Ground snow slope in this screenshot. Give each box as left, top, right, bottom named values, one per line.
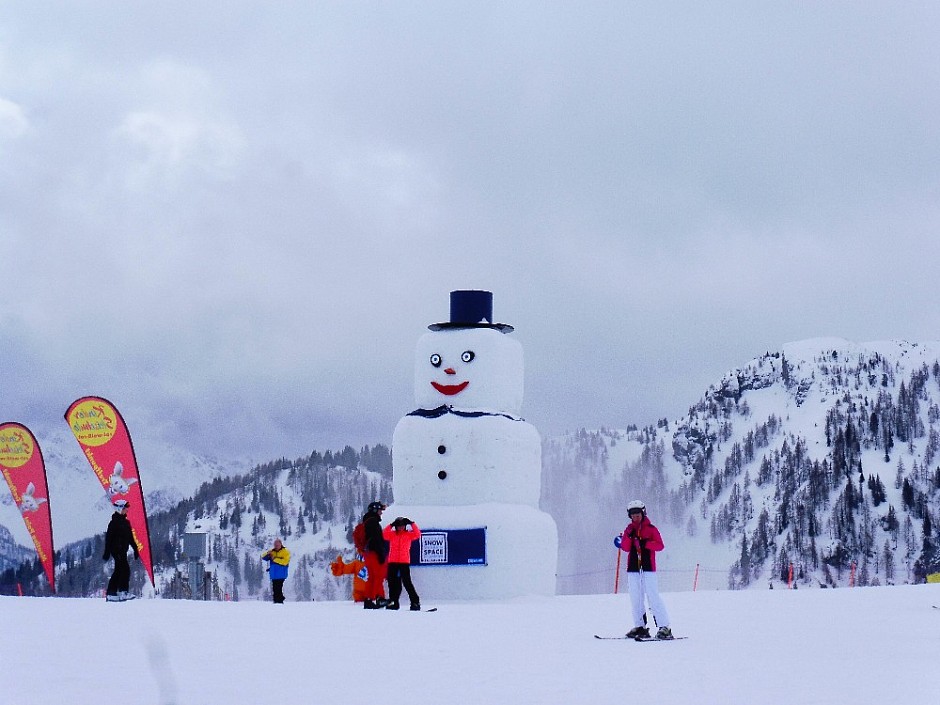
left=2, top=584, right=935, bottom=704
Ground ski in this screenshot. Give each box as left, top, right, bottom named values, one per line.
left=634, top=636, right=687, bottom=642
left=594, top=634, right=632, bottom=640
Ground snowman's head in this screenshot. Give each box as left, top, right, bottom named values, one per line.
left=414, top=327, right=524, bottom=414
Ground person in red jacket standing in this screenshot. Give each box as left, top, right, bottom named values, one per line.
left=615, top=500, right=673, bottom=639
left=382, top=517, right=422, bottom=611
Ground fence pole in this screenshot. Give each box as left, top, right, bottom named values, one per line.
left=692, top=563, right=700, bottom=592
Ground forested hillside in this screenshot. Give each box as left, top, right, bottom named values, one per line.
left=6, top=340, right=940, bottom=599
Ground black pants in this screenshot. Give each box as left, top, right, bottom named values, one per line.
left=107, top=554, right=130, bottom=595
left=387, top=563, right=419, bottom=606
left=271, top=578, right=285, bottom=603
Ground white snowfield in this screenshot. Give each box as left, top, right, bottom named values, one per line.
left=2, top=584, right=933, bottom=705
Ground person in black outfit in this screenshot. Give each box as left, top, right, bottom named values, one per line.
left=361, top=501, right=389, bottom=609
left=103, top=499, right=139, bottom=602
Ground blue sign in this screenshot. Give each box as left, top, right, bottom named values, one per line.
left=410, top=527, right=487, bottom=566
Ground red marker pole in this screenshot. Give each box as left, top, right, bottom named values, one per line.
left=693, top=563, right=700, bottom=592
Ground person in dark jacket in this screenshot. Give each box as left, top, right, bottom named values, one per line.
left=103, top=499, right=139, bottom=602
left=614, top=500, right=672, bottom=639
left=261, top=538, right=291, bottom=604
left=361, top=501, right=389, bottom=609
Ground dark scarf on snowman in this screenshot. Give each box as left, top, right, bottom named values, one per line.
left=408, top=405, right=522, bottom=421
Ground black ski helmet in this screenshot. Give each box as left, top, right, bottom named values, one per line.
left=368, top=501, right=386, bottom=513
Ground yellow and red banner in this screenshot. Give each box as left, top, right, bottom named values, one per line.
left=64, top=397, right=154, bottom=585
left=0, top=422, right=56, bottom=592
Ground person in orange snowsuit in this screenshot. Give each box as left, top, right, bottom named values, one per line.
left=330, top=554, right=369, bottom=602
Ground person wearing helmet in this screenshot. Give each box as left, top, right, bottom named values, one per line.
left=361, top=501, right=390, bottom=609
left=614, top=500, right=673, bottom=639
left=382, top=517, right=422, bottom=611
left=102, top=499, right=139, bottom=602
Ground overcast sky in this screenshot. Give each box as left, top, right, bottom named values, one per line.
left=2, top=2, right=939, bottom=464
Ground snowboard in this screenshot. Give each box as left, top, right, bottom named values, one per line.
left=385, top=606, right=437, bottom=612
left=594, top=634, right=686, bottom=641
left=105, top=593, right=137, bottom=602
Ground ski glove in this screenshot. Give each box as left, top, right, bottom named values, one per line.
left=613, top=536, right=622, bottom=548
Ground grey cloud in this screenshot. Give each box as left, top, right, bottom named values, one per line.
left=1, top=3, right=939, bottom=462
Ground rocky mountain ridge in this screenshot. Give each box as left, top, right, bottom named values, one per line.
left=5, top=338, right=940, bottom=597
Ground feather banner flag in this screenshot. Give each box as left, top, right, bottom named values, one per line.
left=0, top=422, right=56, bottom=592
left=64, top=397, right=155, bottom=586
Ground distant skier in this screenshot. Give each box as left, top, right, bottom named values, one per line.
left=360, top=501, right=389, bottom=609
left=262, top=538, right=291, bottom=604
left=102, top=499, right=139, bottom=602
left=382, top=517, right=422, bottom=610
left=614, top=500, right=673, bottom=639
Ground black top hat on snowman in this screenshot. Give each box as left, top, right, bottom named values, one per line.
left=428, top=290, right=514, bottom=333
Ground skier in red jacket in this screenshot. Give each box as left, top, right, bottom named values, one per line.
left=615, top=500, right=673, bottom=639
left=382, top=517, right=422, bottom=611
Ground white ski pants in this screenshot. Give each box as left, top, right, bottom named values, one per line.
left=627, top=571, right=670, bottom=628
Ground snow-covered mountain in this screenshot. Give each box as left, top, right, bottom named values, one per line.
left=545, top=338, right=940, bottom=594
left=6, top=338, right=940, bottom=600
left=0, top=425, right=246, bottom=574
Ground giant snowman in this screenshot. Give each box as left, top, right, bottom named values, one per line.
left=388, top=290, right=558, bottom=599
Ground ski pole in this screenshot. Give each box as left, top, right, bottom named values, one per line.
left=614, top=548, right=622, bottom=594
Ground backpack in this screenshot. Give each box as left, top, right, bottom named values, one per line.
left=352, top=522, right=367, bottom=554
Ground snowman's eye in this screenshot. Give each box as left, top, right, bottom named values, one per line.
left=461, top=350, right=475, bottom=363
left=430, top=354, right=442, bottom=367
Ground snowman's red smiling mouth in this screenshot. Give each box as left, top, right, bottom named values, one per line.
left=431, top=381, right=469, bottom=396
